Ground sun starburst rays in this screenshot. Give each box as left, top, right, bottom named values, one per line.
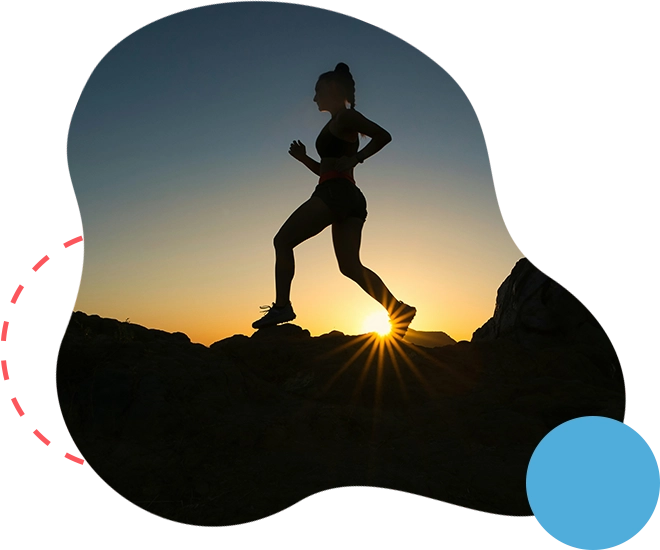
left=315, top=327, right=437, bottom=409
left=361, top=310, right=392, bottom=337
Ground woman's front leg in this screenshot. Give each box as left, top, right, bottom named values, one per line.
left=274, top=245, right=295, bottom=306
left=273, top=196, right=335, bottom=305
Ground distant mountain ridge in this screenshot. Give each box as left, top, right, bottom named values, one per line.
left=403, top=328, right=456, bottom=348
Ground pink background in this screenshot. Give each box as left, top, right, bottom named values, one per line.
left=0, top=0, right=660, bottom=549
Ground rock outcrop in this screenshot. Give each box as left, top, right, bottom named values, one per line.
left=472, top=257, right=624, bottom=388
left=56, top=260, right=624, bottom=526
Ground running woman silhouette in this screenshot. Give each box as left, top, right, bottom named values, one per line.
left=253, top=62, right=416, bottom=338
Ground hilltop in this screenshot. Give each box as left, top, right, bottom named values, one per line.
left=57, top=258, right=624, bottom=525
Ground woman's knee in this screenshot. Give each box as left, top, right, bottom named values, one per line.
left=274, top=231, right=293, bottom=252
left=339, top=261, right=364, bottom=280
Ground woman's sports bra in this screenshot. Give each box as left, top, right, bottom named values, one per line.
left=315, top=120, right=359, bottom=158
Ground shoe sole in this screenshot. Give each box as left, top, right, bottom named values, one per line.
left=252, top=313, right=296, bottom=330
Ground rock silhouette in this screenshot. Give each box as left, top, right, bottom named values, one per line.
left=403, top=328, right=456, bottom=348
left=56, top=257, right=625, bottom=526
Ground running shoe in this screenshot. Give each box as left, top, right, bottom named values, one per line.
left=389, top=300, right=416, bottom=339
left=252, top=302, right=296, bottom=329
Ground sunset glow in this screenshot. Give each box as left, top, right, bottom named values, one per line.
left=361, top=310, right=391, bottom=337
left=68, top=3, right=524, bottom=346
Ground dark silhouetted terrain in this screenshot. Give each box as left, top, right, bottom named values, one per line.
left=57, top=258, right=625, bottom=525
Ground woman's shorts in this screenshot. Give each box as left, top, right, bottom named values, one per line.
left=310, top=177, right=368, bottom=223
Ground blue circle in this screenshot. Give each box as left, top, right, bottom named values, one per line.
left=526, top=416, right=659, bottom=549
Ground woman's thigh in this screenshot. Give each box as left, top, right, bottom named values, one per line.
left=275, top=196, right=335, bottom=249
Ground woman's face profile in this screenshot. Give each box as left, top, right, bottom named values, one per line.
left=314, top=79, right=341, bottom=111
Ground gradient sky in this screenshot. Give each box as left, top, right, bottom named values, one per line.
left=69, top=1, right=523, bottom=346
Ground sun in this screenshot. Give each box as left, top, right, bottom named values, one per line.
left=361, top=310, right=391, bottom=337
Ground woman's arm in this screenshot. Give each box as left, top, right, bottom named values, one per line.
left=299, top=154, right=321, bottom=176
left=354, top=133, right=391, bottom=164
left=339, top=109, right=392, bottom=163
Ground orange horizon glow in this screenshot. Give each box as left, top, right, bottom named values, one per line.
left=361, top=310, right=392, bottom=337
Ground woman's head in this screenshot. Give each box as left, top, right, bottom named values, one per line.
left=314, top=63, right=366, bottom=139
left=314, top=62, right=356, bottom=112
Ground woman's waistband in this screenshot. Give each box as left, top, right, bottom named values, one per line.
left=318, top=171, right=356, bottom=185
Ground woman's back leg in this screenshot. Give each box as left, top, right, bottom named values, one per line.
left=331, top=216, right=398, bottom=314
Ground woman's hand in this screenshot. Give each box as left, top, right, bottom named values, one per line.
left=333, top=155, right=360, bottom=173
left=288, top=140, right=307, bottom=162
